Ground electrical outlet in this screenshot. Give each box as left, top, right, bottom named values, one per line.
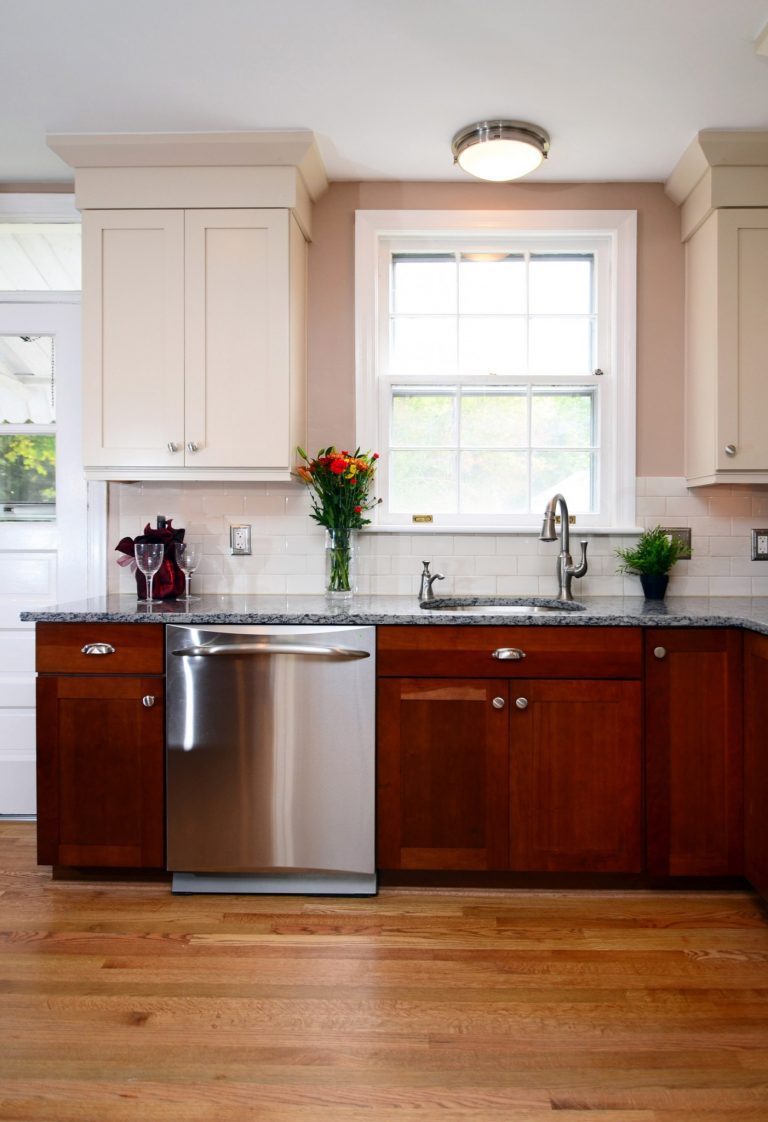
left=663, top=527, right=692, bottom=559
left=751, top=529, right=768, bottom=560
left=229, top=524, right=252, bottom=555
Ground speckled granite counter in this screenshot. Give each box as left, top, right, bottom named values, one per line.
left=19, top=594, right=768, bottom=636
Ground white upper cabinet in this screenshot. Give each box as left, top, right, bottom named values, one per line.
left=667, top=131, right=768, bottom=486
left=48, top=131, right=326, bottom=482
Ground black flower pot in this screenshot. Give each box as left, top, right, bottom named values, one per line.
left=640, top=573, right=669, bottom=600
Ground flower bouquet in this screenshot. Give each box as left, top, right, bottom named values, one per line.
left=295, top=446, right=380, bottom=595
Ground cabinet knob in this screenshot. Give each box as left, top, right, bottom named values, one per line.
left=167, top=441, right=180, bottom=453
left=653, top=646, right=667, bottom=659
left=515, top=697, right=529, bottom=710
left=724, top=444, right=737, bottom=456
left=81, top=642, right=115, bottom=656
left=187, top=441, right=200, bottom=453
left=492, top=647, right=526, bottom=661
left=491, top=697, right=505, bottom=709
left=142, top=695, right=156, bottom=708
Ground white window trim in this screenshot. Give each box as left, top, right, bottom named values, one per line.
left=355, top=209, right=638, bottom=533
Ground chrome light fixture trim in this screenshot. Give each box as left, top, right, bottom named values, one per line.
left=451, top=119, right=550, bottom=181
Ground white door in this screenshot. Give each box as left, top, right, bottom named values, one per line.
left=0, top=302, right=92, bottom=813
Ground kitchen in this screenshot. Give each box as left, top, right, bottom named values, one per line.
left=3, top=1, right=768, bottom=1117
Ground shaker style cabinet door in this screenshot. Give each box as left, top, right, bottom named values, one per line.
left=508, top=679, right=643, bottom=873
left=82, top=210, right=186, bottom=472
left=377, top=678, right=509, bottom=871
left=744, top=631, right=768, bottom=901
left=36, top=674, right=165, bottom=869
left=645, top=629, right=743, bottom=876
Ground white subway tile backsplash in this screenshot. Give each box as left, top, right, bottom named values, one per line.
left=106, top=477, right=768, bottom=598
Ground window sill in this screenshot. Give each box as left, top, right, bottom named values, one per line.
left=364, top=525, right=644, bottom=536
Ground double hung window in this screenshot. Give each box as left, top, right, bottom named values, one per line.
left=355, top=210, right=637, bottom=531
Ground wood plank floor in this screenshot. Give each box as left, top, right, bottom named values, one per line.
left=1, top=822, right=768, bottom=1121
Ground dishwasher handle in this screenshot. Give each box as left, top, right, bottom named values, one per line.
left=173, top=641, right=370, bottom=660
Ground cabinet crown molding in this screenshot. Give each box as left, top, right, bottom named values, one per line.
left=46, top=129, right=328, bottom=202
left=666, top=130, right=768, bottom=241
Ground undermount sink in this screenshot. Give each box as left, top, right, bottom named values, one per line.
left=420, top=598, right=586, bottom=615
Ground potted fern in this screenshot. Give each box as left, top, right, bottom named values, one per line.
left=615, top=525, right=687, bottom=599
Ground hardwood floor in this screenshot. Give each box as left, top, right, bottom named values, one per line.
left=1, top=822, right=768, bottom=1121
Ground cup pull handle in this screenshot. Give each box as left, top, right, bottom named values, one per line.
left=81, top=643, right=116, bottom=656
left=492, top=648, right=526, bottom=660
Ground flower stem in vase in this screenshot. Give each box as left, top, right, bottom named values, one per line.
left=325, top=528, right=356, bottom=597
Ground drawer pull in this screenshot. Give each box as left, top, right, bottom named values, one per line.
left=81, top=643, right=116, bottom=656
left=142, top=695, right=156, bottom=708
left=492, top=647, right=526, bottom=661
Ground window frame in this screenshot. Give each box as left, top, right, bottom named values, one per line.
left=355, top=209, right=638, bottom=532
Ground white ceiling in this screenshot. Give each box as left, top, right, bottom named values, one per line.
left=3, top=0, right=768, bottom=185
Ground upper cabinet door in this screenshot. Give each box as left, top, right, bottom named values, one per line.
left=184, top=209, right=296, bottom=472
left=82, top=210, right=185, bottom=471
left=685, top=208, right=768, bottom=484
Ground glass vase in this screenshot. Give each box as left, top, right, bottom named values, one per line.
left=325, top=528, right=357, bottom=598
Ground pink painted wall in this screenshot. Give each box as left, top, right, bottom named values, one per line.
left=307, top=181, right=684, bottom=477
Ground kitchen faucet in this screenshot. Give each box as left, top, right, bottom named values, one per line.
left=418, top=560, right=445, bottom=602
left=539, top=494, right=588, bottom=602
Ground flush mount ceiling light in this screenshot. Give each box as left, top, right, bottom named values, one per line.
left=451, top=120, right=550, bottom=182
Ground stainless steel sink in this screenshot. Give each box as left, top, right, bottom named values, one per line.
left=420, top=599, right=586, bottom=615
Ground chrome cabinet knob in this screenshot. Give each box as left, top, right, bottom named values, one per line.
left=167, top=441, right=180, bottom=453
left=491, top=697, right=505, bottom=709
left=187, top=441, right=200, bottom=453
left=725, top=444, right=737, bottom=456
left=515, top=697, right=529, bottom=710
left=653, top=646, right=667, bottom=659
left=142, top=695, right=156, bottom=708
left=81, top=642, right=115, bottom=656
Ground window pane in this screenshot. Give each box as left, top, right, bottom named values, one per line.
left=391, top=317, right=456, bottom=375
left=459, top=255, right=525, bottom=314
left=391, top=391, right=456, bottom=446
left=460, top=451, right=528, bottom=513
left=531, top=450, right=594, bottom=512
left=390, top=450, right=457, bottom=513
left=529, top=317, right=593, bottom=374
left=0, top=224, right=81, bottom=291
left=0, top=335, right=55, bottom=423
left=529, top=255, right=593, bottom=314
left=531, top=390, right=594, bottom=448
left=0, top=434, right=56, bottom=514
left=392, top=255, right=455, bottom=314
left=458, top=316, right=526, bottom=374
left=461, top=389, right=528, bottom=448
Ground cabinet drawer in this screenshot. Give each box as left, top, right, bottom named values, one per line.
left=377, top=626, right=642, bottom=679
left=36, top=623, right=164, bottom=675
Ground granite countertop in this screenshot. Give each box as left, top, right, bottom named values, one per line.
left=19, top=594, right=768, bottom=636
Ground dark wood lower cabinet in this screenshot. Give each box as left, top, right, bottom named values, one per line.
left=36, top=674, right=165, bottom=868
left=377, top=675, right=643, bottom=874
left=377, top=678, right=509, bottom=870
left=645, top=628, right=743, bottom=877
left=508, top=679, right=643, bottom=873
left=745, top=631, right=768, bottom=899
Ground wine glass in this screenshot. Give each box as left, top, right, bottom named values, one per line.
left=135, top=542, right=164, bottom=604
left=175, top=541, right=202, bottom=602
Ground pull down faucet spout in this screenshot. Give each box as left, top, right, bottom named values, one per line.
left=539, top=493, right=588, bottom=602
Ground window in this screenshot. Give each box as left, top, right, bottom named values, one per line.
left=356, top=210, right=637, bottom=531
left=0, top=210, right=81, bottom=521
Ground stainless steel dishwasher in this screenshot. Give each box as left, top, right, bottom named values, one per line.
left=166, top=623, right=376, bottom=894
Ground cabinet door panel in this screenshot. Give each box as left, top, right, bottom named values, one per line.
left=82, top=210, right=185, bottom=469
left=745, top=632, right=768, bottom=900
left=377, top=678, right=508, bottom=870
left=36, top=676, right=165, bottom=868
left=508, top=680, right=643, bottom=873
left=645, top=629, right=743, bottom=876
left=185, top=209, right=291, bottom=470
